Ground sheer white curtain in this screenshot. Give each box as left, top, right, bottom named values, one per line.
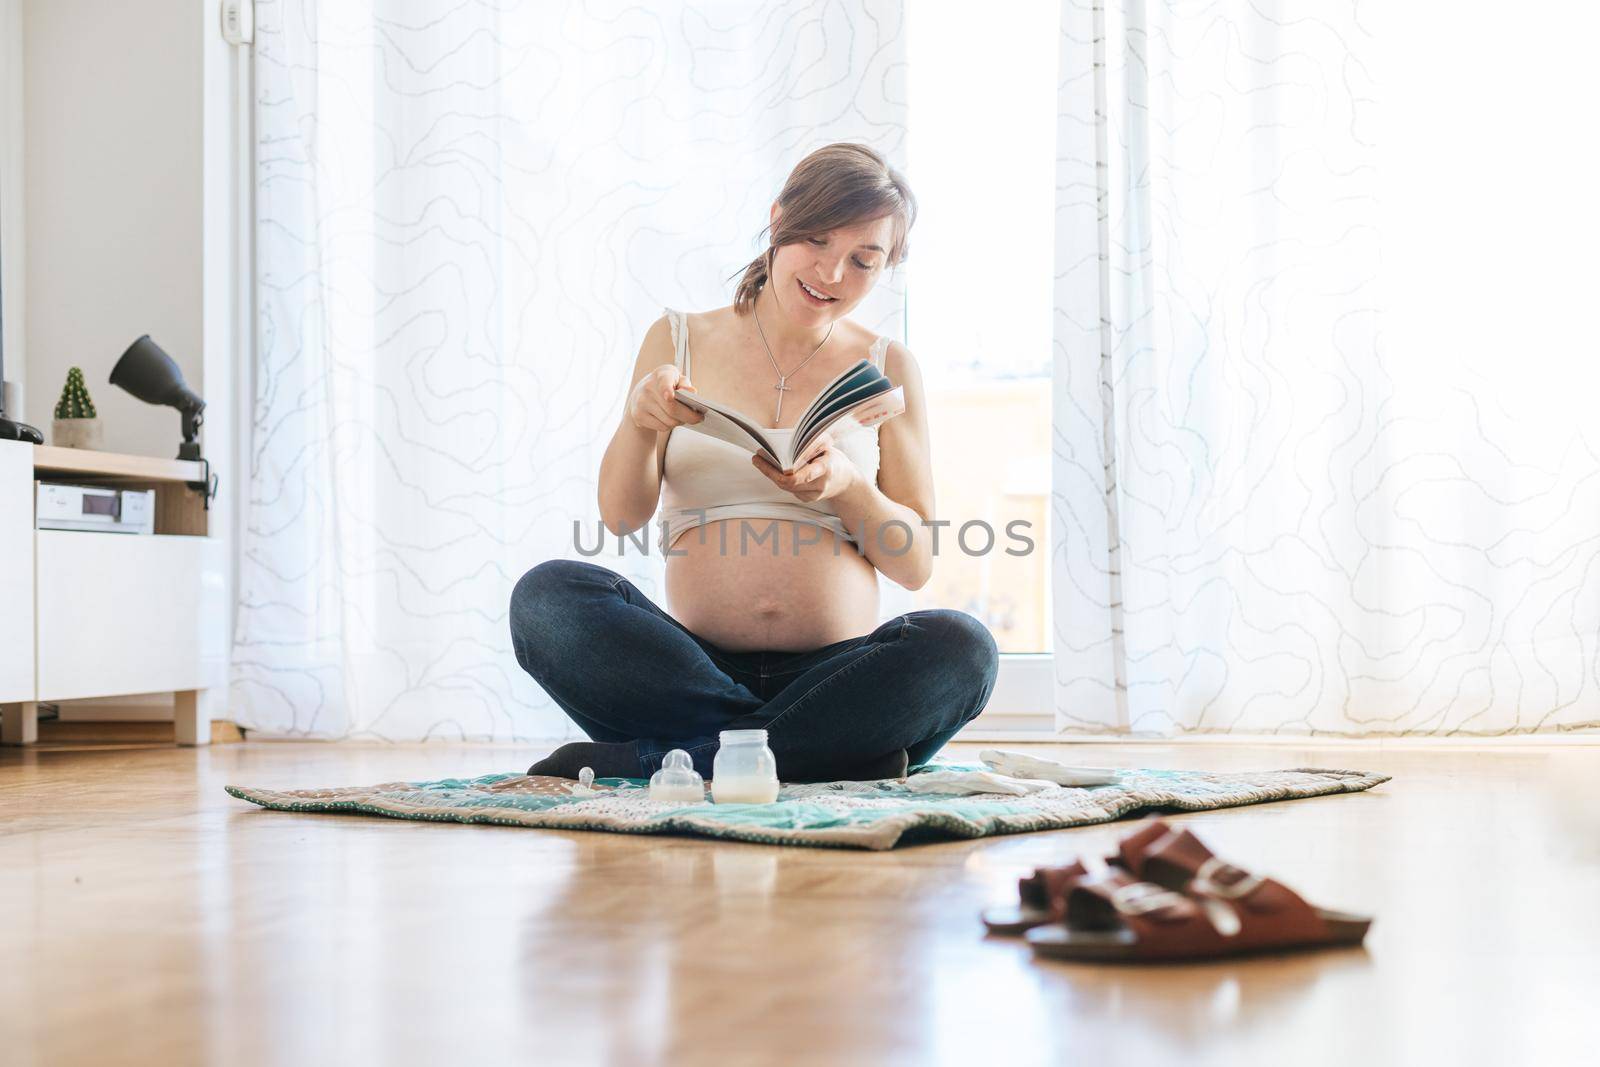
left=233, top=1, right=908, bottom=739
left=1050, top=1, right=1600, bottom=736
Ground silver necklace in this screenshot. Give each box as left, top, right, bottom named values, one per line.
left=753, top=299, right=834, bottom=427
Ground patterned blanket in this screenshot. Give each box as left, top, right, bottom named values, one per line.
left=225, top=763, right=1389, bottom=850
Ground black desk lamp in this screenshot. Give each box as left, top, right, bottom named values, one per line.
left=109, top=335, right=219, bottom=505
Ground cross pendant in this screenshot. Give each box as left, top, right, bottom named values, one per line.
left=773, top=377, right=790, bottom=425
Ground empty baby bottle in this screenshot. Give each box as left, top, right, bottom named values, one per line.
left=649, top=749, right=706, bottom=803
left=711, top=729, right=780, bottom=804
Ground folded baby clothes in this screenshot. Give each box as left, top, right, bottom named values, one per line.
left=977, top=749, right=1120, bottom=787
left=901, top=769, right=1060, bottom=797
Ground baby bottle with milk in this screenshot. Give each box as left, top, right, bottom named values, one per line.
left=711, top=729, right=780, bottom=804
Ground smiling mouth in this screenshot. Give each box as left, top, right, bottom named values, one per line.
left=797, top=278, right=836, bottom=303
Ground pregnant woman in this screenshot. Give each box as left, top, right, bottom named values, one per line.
left=510, top=143, right=999, bottom=783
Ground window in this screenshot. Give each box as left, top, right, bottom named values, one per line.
left=902, top=3, right=1059, bottom=720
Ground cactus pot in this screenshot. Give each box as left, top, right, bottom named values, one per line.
left=52, top=417, right=103, bottom=450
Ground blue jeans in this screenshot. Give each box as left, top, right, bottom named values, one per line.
left=509, top=559, right=1000, bottom=781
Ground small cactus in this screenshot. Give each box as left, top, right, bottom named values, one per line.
left=54, top=367, right=98, bottom=420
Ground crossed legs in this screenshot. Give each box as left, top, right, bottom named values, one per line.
left=509, top=559, right=999, bottom=781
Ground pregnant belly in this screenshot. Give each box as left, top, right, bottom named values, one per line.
left=664, top=519, right=881, bottom=652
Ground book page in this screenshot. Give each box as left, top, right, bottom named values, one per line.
left=798, top=386, right=905, bottom=459
left=792, top=359, right=876, bottom=433
left=670, top=391, right=783, bottom=467
left=795, top=377, right=891, bottom=453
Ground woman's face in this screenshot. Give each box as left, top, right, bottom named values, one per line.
left=768, top=209, right=896, bottom=326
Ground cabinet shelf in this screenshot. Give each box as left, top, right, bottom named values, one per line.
left=31, top=444, right=205, bottom=483
left=30, top=444, right=210, bottom=537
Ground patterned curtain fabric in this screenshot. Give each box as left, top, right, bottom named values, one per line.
left=1050, top=2, right=1600, bottom=735
left=234, top=1, right=909, bottom=739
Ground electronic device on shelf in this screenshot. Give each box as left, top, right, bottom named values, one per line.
left=36, top=483, right=155, bottom=535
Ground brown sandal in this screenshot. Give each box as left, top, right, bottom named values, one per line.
left=980, top=820, right=1172, bottom=936
left=1026, top=822, right=1373, bottom=962
left=981, top=860, right=1090, bottom=936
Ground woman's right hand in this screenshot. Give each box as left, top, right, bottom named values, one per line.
left=628, top=365, right=705, bottom=434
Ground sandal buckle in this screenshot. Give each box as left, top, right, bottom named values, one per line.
left=1110, top=881, right=1189, bottom=918
left=1191, top=856, right=1263, bottom=900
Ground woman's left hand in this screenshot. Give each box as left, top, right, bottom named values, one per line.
left=752, top=430, right=861, bottom=503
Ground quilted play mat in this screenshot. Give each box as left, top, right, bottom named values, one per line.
left=225, top=763, right=1389, bottom=850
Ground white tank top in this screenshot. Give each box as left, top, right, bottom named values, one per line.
left=656, top=306, right=888, bottom=555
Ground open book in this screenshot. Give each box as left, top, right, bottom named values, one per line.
left=671, top=358, right=904, bottom=472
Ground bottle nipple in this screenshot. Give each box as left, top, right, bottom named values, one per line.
left=569, top=766, right=596, bottom=797
left=649, top=749, right=706, bottom=804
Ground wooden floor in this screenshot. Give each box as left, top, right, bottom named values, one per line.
left=2, top=740, right=1596, bottom=1066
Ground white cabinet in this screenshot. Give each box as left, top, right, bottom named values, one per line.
left=1, top=441, right=219, bottom=745
left=35, top=531, right=225, bottom=700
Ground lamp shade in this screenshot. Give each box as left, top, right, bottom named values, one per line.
left=109, top=335, right=204, bottom=415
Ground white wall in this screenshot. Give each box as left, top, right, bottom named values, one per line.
left=0, top=0, right=24, bottom=414
left=9, top=0, right=245, bottom=725
left=23, top=0, right=203, bottom=458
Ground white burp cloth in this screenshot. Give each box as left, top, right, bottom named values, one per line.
left=901, top=769, right=1059, bottom=797
left=977, top=749, right=1120, bottom=787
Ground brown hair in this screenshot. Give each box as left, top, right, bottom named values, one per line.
left=729, top=142, right=917, bottom=314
